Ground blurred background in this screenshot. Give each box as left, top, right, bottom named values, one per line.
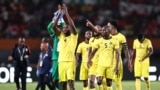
left=0, top=0, right=160, bottom=83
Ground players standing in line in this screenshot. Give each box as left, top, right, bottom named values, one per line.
left=53, top=4, right=78, bottom=90
left=131, top=34, right=153, bottom=90
left=8, top=37, right=31, bottom=90
left=47, top=5, right=66, bottom=90
left=76, top=30, right=92, bottom=90
left=107, top=21, right=132, bottom=90
left=89, top=26, right=120, bottom=90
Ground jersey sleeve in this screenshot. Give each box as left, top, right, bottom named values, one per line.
left=93, top=40, right=99, bottom=49
left=76, top=43, right=82, bottom=53
left=133, top=40, right=136, bottom=49
left=121, top=34, right=127, bottom=44
left=47, top=21, right=55, bottom=37
left=89, top=37, right=93, bottom=47
left=114, top=39, right=119, bottom=49
left=147, top=39, right=152, bottom=48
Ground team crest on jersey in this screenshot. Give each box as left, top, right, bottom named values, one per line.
left=109, top=42, right=112, bottom=45
left=87, top=48, right=89, bottom=51
left=64, top=39, right=66, bottom=42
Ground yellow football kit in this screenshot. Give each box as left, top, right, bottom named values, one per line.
left=77, top=42, right=90, bottom=80
left=133, top=38, right=152, bottom=77
left=112, top=33, right=126, bottom=80
left=95, top=37, right=119, bottom=79
left=58, top=33, right=78, bottom=82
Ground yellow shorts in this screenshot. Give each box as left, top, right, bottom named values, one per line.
left=80, top=62, right=89, bottom=80
left=89, top=63, right=98, bottom=76
left=134, top=59, right=149, bottom=77
left=97, top=65, right=114, bottom=79
left=58, top=61, right=75, bottom=82
left=113, top=60, right=123, bottom=81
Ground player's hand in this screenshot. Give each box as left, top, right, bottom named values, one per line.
left=62, top=4, right=68, bottom=14
left=87, top=60, right=92, bottom=68
left=24, top=55, right=29, bottom=59
left=58, top=4, right=61, bottom=11
left=36, top=64, right=40, bottom=69
left=8, top=56, right=13, bottom=61
left=58, top=4, right=63, bottom=14
left=128, top=62, right=133, bottom=72
left=86, top=20, right=93, bottom=27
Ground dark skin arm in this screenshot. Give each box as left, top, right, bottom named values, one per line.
left=86, top=20, right=101, bottom=34
left=131, top=49, right=136, bottom=64
left=122, top=43, right=132, bottom=71
left=140, top=47, right=153, bottom=62
left=115, top=49, right=120, bottom=74
left=87, top=48, right=98, bottom=68
left=75, top=53, right=81, bottom=67
left=63, top=4, right=77, bottom=35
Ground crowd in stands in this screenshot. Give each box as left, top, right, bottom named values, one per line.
left=0, top=0, right=160, bottom=38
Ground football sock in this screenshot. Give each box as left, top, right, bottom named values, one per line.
left=97, top=84, right=103, bottom=90
left=107, top=86, right=113, bottom=90
left=115, top=80, right=122, bottom=90
left=83, top=86, right=88, bottom=90
left=135, top=79, right=141, bottom=90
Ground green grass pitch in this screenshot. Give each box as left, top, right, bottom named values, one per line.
left=0, top=81, right=159, bottom=90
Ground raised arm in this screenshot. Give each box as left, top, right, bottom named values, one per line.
left=86, top=20, right=101, bottom=34
left=53, top=5, right=63, bottom=36
left=63, top=4, right=77, bottom=35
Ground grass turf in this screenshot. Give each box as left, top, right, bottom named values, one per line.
left=0, top=81, right=159, bottom=90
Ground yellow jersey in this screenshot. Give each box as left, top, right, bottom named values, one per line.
left=133, top=38, right=152, bottom=61
left=89, top=37, right=101, bottom=64
left=111, top=33, right=126, bottom=53
left=94, top=37, right=119, bottom=67
left=111, top=33, right=126, bottom=65
left=76, top=42, right=90, bottom=62
left=58, top=33, right=78, bottom=62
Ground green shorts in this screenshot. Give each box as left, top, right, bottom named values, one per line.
left=52, top=60, right=59, bottom=80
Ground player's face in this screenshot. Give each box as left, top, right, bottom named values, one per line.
left=85, top=31, right=92, bottom=39
left=102, top=26, right=110, bottom=37
left=107, top=23, right=114, bottom=34
left=96, top=25, right=102, bottom=32
left=63, top=25, right=70, bottom=34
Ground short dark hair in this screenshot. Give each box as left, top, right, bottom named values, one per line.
left=137, top=33, right=145, bottom=40
left=109, top=21, right=118, bottom=29
left=42, top=37, right=49, bottom=43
